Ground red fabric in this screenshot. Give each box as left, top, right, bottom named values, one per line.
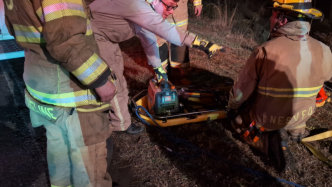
left=316, top=87, right=328, bottom=102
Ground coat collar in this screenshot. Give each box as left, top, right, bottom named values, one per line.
left=272, top=21, right=311, bottom=41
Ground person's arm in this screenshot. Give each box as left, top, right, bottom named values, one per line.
left=127, top=1, right=223, bottom=57
left=228, top=48, right=264, bottom=109
left=135, top=25, right=168, bottom=82
left=193, top=0, right=203, bottom=17
left=41, top=0, right=111, bottom=89
left=135, top=25, right=162, bottom=68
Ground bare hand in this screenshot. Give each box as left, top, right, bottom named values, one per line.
left=95, top=80, right=117, bottom=102
left=194, top=5, right=202, bottom=17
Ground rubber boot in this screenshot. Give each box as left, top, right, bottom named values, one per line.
left=125, top=123, right=145, bottom=134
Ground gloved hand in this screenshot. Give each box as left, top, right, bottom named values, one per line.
left=192, top=36, right=225, bottom=58
left=154, top=65, right=168, bottom=82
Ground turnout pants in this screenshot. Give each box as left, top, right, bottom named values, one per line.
left=94, top=34, right=132, bottom=131
left=25, top=91, right=112, bottom=187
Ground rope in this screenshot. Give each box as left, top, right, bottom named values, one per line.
left=135, top=105, right=304, bottom=187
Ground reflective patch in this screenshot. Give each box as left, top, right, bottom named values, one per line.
left=13, top=24, right=45, bottom=44
left=26, top=99, right=56, bottom=120
left=258, top=85, right=322, bottom=98
left=193, top=0, right=202, bottom=6
left=86, top=20, right=93, bottom=36
left=26, top=84, right=104, bottom=107
left=25, top=92, right=59, bottom=121
left=42, top=0, right=86, bottom=22
left=170, top=19, right=188, bottom=27
left=72, top=53, right=108, bottom=86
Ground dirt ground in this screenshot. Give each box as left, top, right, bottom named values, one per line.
left=108, top=17, right=332, bottom=187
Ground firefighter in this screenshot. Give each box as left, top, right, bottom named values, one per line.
left=4, top=0, right=115, bottom=186
left=87, top=0, right=224, bottom=134
left=156, top=0, right=203, bottom=82
left=227, top=0, right=332, bottom=154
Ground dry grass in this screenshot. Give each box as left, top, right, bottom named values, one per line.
left=202, top=0, right=238, bottom=30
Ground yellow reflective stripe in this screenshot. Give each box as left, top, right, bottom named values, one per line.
left=42, top=0, right=86, bottom=22
left=45, top=9, right=86, bottom=22
left=77, top=103, right=110, bottom=112
left=13, top=24, right=39, bottom=32
left=37, top=26, right=43, bottom=33
left=161, top=59, right=168, bottom=66
left=13, top=24, right=45, bottom=43
left=86, top=19, right=93, bottom=36
left=258, top=85, right=322, bottom=98
left=170, top=61, right=182, bottom=68
left=258, top=91, right=318, bottom=98
left=43, top=0, right=83, bottom=7
left=16, top=36, right=45, bottom=43
left=72, top=53, right=108, bottom=86
left=193, top=0, right=202, bottom=6
left=161, top=60, right=169, bottom=70
left=36, top=7, right=44, bottom=22
left=274, top=0, right=312, bottom=4
left=51, top=185, right=73, bottom=187
left=258, top=85, right=322, bottom=91
left=170, top=19, right=188, bottom=27
left=26, top=85, right=104, bottom=107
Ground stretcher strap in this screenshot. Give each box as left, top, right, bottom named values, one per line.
left=301, top=130, right=332, bottom=167
left=302, top=130, right=332, bottom=142
left=301, top=142, right=332, bottom=167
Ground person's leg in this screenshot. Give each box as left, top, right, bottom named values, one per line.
left=94, top=35, right=144, bottom=134
left=67, top=109, right=113, bottom=187
left=285, top=123, right=307, bottom=141
left=169, top=44, right=190, bottom=70
left=44, top=122, right=73, bottom=187
left=26, top=91, right=73, bottom=186
left=167, top=1, right=190, bottom=83
left=91, top=11, right=143, bottom=134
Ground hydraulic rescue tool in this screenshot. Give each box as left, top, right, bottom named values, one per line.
left=132, top=78, right=229, bottom=127
left=147, top=79, right=179, bottom=115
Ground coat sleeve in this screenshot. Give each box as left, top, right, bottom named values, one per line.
left=135, top=25, right=162, bottom=68
left=41, top=0, right=110, bottom=89
left=228, top=47, right=264, bottom=109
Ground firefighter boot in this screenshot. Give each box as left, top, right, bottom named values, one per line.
left=125, top=123, right=145, bottom=134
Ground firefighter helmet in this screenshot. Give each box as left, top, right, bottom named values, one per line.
left=271, top=0, right=323, bottom=19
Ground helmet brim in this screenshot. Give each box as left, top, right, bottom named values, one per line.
left=268, top=6, right=323, bottom=20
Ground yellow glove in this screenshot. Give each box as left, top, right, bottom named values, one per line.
left=154, top=65, right=168, bottom=82
left=192, top=36, right=225, bottom=58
